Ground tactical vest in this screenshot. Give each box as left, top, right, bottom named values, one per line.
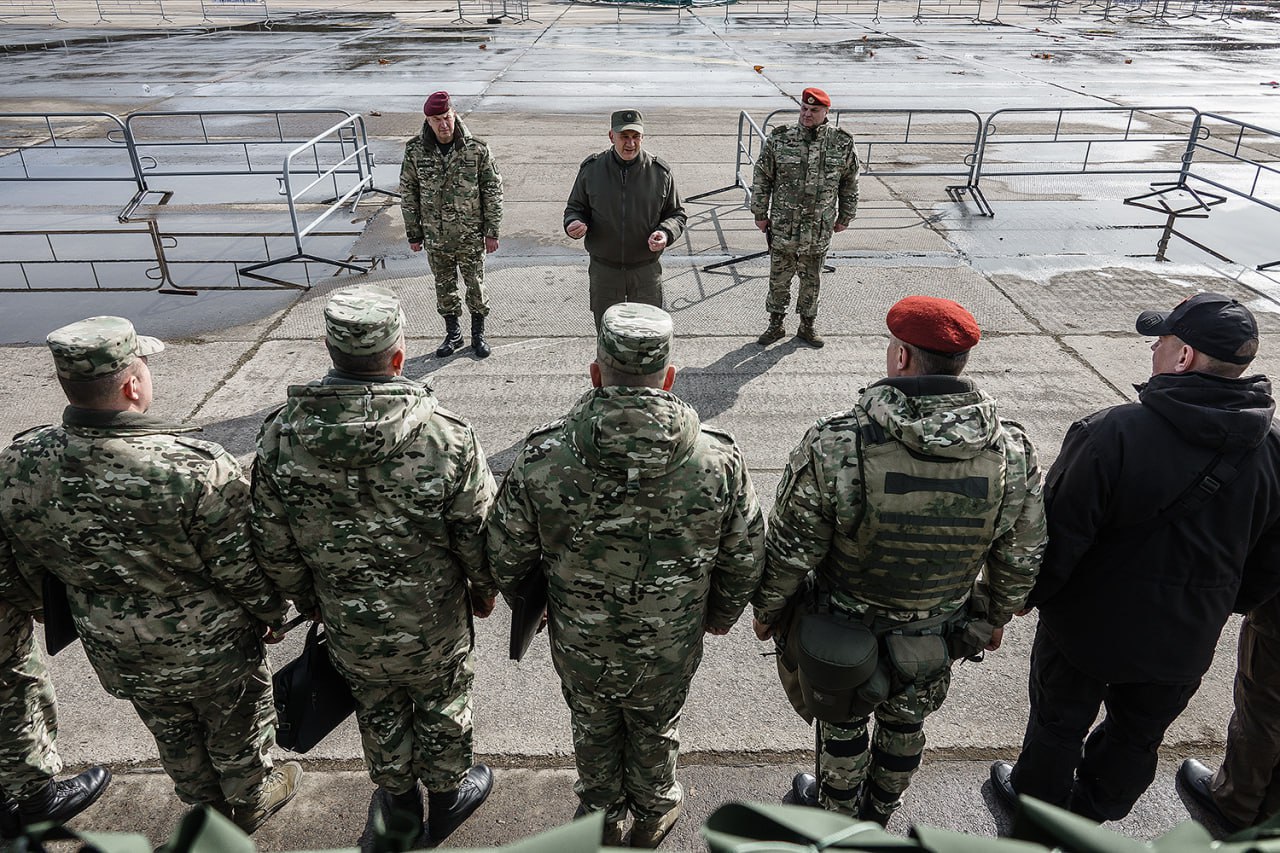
left=824, top=407, right=1008, bottom=614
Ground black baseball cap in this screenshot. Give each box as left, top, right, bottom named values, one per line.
left=1135, top=292, right=1258, bottom=365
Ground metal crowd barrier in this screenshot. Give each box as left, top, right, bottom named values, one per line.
left=914, top=0, right=982, bottom=21
left=0, top=112, right=144, bottom=198
left=966, top=106, right=1201, bottom=215
left=456, top=0, right=531, bottom=23
left=119, top=108, right=381, bottom=221
left=238, top=114, right=380, bottom=284
left=0, top=0, right=62, bottom=19
left=96, top=0, right=171, bottom=21
left=200, top=0, right=268, bottom=19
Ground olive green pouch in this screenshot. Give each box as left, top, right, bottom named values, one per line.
left=795, top=612, right=880, bottom=723
left=884, top=632, right=949, bottom=683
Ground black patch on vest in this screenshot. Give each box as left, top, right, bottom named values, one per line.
left=879, top=512, right=985, bottom=528
left=883, top=472, right=989, bottom=499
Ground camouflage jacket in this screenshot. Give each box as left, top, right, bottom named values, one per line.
left=0, top=525, right=39, bottom=661
left=563, top=149, right=687, bottom=268
left=252, top=373, right=497, bottom=685
left=486, top=386, right=765, bottom=701
left=754, top=377, right=1046, bottom=628
left=750, top=121, right=859, bottom=255
left=400, top=119, right=503, bottom=250
left=0, top=409, right=283, bottom=702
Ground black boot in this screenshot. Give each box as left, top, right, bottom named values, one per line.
left=757, top=312, right=786, bottom=346
left=436, top=315, right=464, bottom=358
left=790, top=772, right=819, bottom=808
left=428, top=764, right=493, bottom=842
left=18, top=766, right=111, bottom=828
left=386, top=784, right=425, bottom=836
left=471, top=314, right=491, bottom=359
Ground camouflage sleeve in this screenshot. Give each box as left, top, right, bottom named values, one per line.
left=446, top=427, right=498, bottom=600
left=400, top=144, right=423, bottom=245
left=479, top=143, right=503, bottom=239
left=484, top=453, right=543, bottom=603
left=837, top=144, right=859, bottom=226
left=749, top=137, right=776, bottom=220
left=249, top=447, right=319, bottom=616
left=984, top=427, right=1047, bottom=625
left=194, top=453, right=286, bottom=628
left=564, top=161, right=591, bottom=232
left=753, top=426, right=835, bottom=624
left=705, top=449, right=766, bottom=631
left=657, top=172, right=687, bottom=244
left=0, top=523, right=40, bottom=615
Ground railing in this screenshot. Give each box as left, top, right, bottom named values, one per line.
left=200, top=0, right=268, bottom=19
left=0, top=0, right=62, bottom=19
left=457, top=0, right=530, bottom=22
left=0, top=112, right=144, bottom=197
left=914, top=0, right=982, bottom=21
left=967, top=106, right=1202, bottom=215
left=238, top=114, right=379, bottom=284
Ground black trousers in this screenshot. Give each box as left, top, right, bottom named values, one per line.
left=1010, top=623, right=1200, bottom=821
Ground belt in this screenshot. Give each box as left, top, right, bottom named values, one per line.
left=591, top=256, right=659, bottom=271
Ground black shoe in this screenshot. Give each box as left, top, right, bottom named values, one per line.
left=990, top=761, right=1017, bottom=808
left=1178, top=758, right=1240, bottom=831
left=790, top=772, right=819, bottom=808
left=471, top=314, right=491, bottom=359
left=428, top=764, right=493, bottom=842
left=436, top=315, right=464, bottom=358
left=387, top=784, right=424, bottom=824
left=18, top=766, right=111, bottom=826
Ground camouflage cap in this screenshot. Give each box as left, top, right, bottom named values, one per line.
left=597, top=303, right=673, bottom=375
left=47, top=316, right=165, bottom=381
left=324, top=284, right=405, bottom=355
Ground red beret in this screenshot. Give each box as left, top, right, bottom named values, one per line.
left=801, top=87, right=831, bottom=108
left=886, top=296, right=981, bottom=355
left=423, top=91, right=452, bottom=117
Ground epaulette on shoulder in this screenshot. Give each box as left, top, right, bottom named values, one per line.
left=580, top=152, right=601, bottom=168
left=10, top=424, right=53, bottom=442
left=769, top=123, right=791, bottom=138
left=651, top=154, right=673, bottom=173
left=260, top=403, right=287, bottom=426
left=815, top=408, right=858, bottom=430
left=700, top=423, right=737, bottom=445
left=524, top=418, right=565, bottom=444
left=434, top=406, right=472, bottom=428
left=173, top=435, right=225, bottom=460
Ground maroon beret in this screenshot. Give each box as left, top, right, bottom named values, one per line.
left=887, top=296, right=981, bottom=355
left=423, top=91, right=452, bottom=117
left=802, top=87, right=831, bottom=108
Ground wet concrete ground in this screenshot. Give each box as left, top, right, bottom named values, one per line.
left=2, top=0, right=1280, bottom=848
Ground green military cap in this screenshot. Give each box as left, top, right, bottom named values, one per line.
left=597, top=303, right=673, bottom=376
left=324, top=284, right=405, bottom=355
left=611, top=109, right=644, bottom=134
left=47, top=316, right=165, bottom=381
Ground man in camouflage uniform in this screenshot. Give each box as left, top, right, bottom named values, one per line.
left=0, top=548, right=109, bottom=837
left=0, top=316, right=301, bottom=834
left=752, top=296, right=1046, bottom=826
left=486, top=303, right=765, bottom=847
left=564, top=110, right=687, bottom=330
left=750, top=87, right=859, bottom=349
left=401, top=90, right=504, bottom=360
left=252, top=284, right=497, bottom=842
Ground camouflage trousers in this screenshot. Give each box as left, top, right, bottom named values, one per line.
left=1213, top=614, right=1280, bottom=827
left=817, top=667, right=952, bottom=823
left=0, top=622, right=61, bottom=800
left=587, top=258, right=663, bottom=331
left=427, top=247, right=488, bottom=317
left=130, top=658, right=275, bottom=808
left=765, top=249, right=826, bottom=319
left=561, top=683, right=686, bottom=823
left=349, top=653, right=474, bottom=794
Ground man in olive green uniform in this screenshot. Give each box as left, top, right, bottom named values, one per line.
left=751, top=87, right=859, bottom=349
left=753, top=296, right=1046, bottom=825
left=401, top=90, right=504, bottom=360
left=0, top=317, right=301, bottom=834
left=564, top=110, right=687, bottom=330
left=0, top=554, right=109, bottom=837
left=252, top=284, right=497, bottom=843
left=486, top=303, right=765, bottom=847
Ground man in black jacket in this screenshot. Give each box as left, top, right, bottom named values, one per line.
left=990, top=292, right=1280, bottom=822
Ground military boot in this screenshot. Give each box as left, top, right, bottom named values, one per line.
left=235, top=761, right=302, bottom=834
left=630, top=790, right=682, bottom=849
left=436, top=315, right=464, bottom=358
left=789, top=772, right=819, bottom=808
left=17, top=766, right=111, bottom=829
left=428, top=763, right=492, bottom=843
left=797, top=317, right=825, bottom=348
left=757, top=312, right=786, bottom=346
left=386, top=784, right=425, bottom=837
left=471, top=314, right=491, bottom=359
left=575, top=802, right=626, bottom=846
